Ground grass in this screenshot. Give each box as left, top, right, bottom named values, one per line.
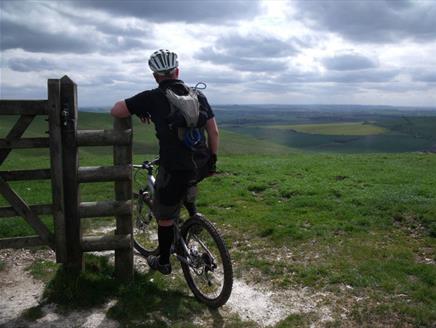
left=264, top=122, right=387, bottom=136
left=1, top=112, right=436, bottom=326
left=22, top=306, right=44, bottom=321
left=276, top=314, right=315, bottom=328
left=3, top=152, right=435, bottom=326
left=27, top=259, right=60, bottom=283
left=198, top=153, right=436, bottom=326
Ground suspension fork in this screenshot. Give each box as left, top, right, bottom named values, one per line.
left=173, top=219, right=216, bottom=269
left=172, top=219, right=192, bottom=265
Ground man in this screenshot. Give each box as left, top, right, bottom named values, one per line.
left=111, top=49, right=219, bottom=275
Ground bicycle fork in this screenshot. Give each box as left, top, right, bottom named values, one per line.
left=171, top=220, right=192, bottom=266
left=171, top=221, right=218, bottom=286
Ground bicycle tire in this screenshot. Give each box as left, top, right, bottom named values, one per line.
left=132, top=185, right=159, bottom=257
left=179, top=216, right=233, bottom=308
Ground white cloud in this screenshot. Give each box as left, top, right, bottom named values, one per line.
left=0, top=0, right=435, bottom=107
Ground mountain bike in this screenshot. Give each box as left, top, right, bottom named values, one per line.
left=132, top=158, right=233, bottom=308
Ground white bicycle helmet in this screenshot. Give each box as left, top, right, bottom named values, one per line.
left=148, top=49, right=178, bottom=74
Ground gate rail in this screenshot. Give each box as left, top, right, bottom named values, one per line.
left=0, top=83, right=64, bottom=261
left=0, top=76, right=133, bottom=281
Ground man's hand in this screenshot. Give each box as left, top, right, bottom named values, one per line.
left=140, top=113, right=152, bottom=124
left=208, top=153, right=217, bottom=176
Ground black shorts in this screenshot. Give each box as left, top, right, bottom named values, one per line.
left=153, top=167, right=197, bottom=220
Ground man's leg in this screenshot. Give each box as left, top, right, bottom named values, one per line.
left=147, top=217, right=174, bottom=274
left=156, top=219, right=174, bottom=265
left=184, top=184, right=198, bottom=217
left=147, top=167, right=183, bottom=274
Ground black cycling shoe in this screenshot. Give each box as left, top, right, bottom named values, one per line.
left=147, top=255, right=172, bottom=275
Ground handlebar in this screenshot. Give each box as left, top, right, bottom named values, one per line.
left=132, top=157, right=160, bottom=170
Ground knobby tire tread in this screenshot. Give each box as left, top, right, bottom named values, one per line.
left=180, top=216, right=233, bottom=308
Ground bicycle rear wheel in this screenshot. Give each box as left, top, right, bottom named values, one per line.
left=179, top=216, right=233, bottom=308
left=133, top=185, right=159, bottom=256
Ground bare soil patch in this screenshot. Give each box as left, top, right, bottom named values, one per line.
left=1, top=247, right=344, bottom=327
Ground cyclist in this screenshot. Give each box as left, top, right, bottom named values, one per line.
left=111, top=49, right=219, bottom=275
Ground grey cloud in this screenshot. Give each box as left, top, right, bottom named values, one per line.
left=8, top=58, right=56, bottom=72
left=0, top=84, right=47, bottom=100
left=196, top=47, right=288, bottom=72
left=278, top=68, right=399, bottom=84
left=412, top=71, right=436, bottom=82
left=372, top=82, right=436, bottom=93
left=0, top=1, right=150, bottom=54
left=295, top=0, right=436, bottom=43
left=323, top=69, right=399, bottom=83
left=244, top=80, right=295, bottom=93
left=96, top=23, right=147, bottom=37
left=1, top=20, right=97, bottom=53
left=51, top=5, right=150, bottom=38
left=0, top=18, right=146, bottom=54
left=218, top=34, right=298, bottom=58
left=79, top=73, right=131, bottom=86
left=72, top=0, right=261, bottom=24
left=277, top=71, right=319, bottom=83
left=195, top=34, right=298, bottom=73
left=182, top=69, right=244, bottom=86
left=322, top=54, right=377, bottom=71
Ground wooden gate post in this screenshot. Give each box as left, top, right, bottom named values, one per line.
left=48, top=79, right=67, bottom=263
left=60, top=75, right=83, bottom=271
left=113, top=117, right=133, bottom=281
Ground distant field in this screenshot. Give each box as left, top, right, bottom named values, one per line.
left=264, top=122, right=387, bottom=136
left=219, top=110, right=436, bottom=153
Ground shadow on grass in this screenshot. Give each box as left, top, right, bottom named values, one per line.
left=40, top=254, right=208, bottom=327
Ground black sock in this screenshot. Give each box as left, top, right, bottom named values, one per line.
left=158, top=225, right=174, bottom=265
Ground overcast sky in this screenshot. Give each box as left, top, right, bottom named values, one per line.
left=1, top=0, right=436, bottom=107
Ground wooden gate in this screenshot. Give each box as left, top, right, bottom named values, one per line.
left=0, top=76, right=133, bottom=281
left=0, top=79, right=66, bottom=263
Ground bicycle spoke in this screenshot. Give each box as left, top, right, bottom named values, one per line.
left=191, top=233, right=215, bottom=261
left=184, top=223, right=225, bottom=299
left=132, top=168, right=159, bottom=256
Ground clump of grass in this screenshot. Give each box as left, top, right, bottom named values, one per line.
left=247, top=184, right=268, bottom=193
left=108, top=272, right=204, bottom=326
left=0, top=259, right=5, bottom=272
left=22, top=306, right=44, bottom=321
left=43, top=255, right=118, bottom=309
left=276, top=313, right=316, bottom=328
left=27, top=260, right=60, bottom=283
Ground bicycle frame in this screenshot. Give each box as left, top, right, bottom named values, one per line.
left=133, top=159, right=232, bottom=306
left=133, top=160, right=209, bottom=267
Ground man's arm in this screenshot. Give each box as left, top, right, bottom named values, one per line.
left=205, top=117, right=219, bottom=155
left=111, top=100, right=130, bottom=118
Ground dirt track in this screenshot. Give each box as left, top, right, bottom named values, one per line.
left=0, top=248, right=339, bottom=327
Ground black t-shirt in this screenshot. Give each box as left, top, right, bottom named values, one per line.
left=125, top=79, right=214, bottom=171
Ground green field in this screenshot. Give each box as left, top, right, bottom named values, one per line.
left=265, top=122, right=387, bottom=136
left=1, top=111, right=435, bottom=327
left=218, top=108, right=436, bottom=153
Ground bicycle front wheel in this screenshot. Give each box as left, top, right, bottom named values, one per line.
left=180, top=216, right=233, bottom=308
left=133, top=185, right=159, bottom=257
